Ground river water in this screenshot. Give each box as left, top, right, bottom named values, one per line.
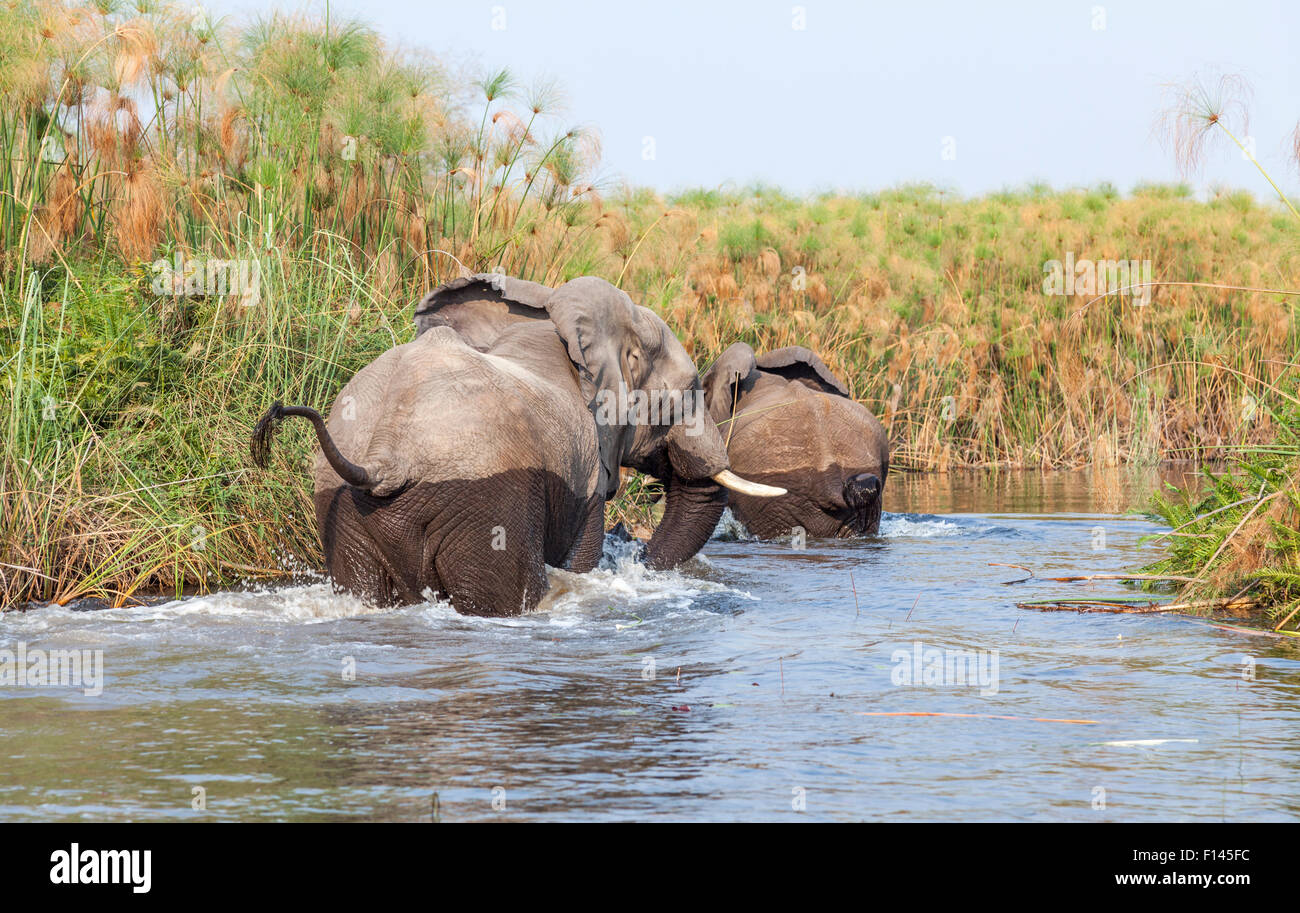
left=2, top=468, right=1298, bottom=821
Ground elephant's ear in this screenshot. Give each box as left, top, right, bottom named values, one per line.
left=413, top=273, right=553, bottom=349
left=755, top=346, right=850, bottom=397
left=545, top=276, right=647, bottom=499
left=702, top=342, right=758, bottom=425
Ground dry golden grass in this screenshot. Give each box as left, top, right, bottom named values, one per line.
left=3, top=0, right=1298, bottom=610
left=610, top=187, right=1298, bottom=470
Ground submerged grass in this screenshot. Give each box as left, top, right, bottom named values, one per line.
left=2, top=1, right=1299, bottom=610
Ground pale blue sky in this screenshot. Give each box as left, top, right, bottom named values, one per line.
left=221, top=0, right=1299, bottom=199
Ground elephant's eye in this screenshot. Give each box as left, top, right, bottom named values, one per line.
left=624, top=349, right=644, bottom=385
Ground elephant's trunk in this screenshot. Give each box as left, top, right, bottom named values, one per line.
left=642, top=412, right=777, bottom=570
left=843, top=472, right=884, bottom=535
left=251, top=403, right=371, bottom=488
left=644, top=473, right=728, bottom=570
left=843, top=472, right=881, bottom=510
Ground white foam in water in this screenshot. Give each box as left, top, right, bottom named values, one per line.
left=159, top=583, right=389, bottom=623
left=532, top=533, right=753, bottom=625
left=1100, top=739, right=1200, bottom=748
left=714, top=508, right=966, bottom=541
left=879, top=514, right=965, bottom=538
left=0, top=583, right=391, bottom=633
left=0, top=533, right=752, bottom=637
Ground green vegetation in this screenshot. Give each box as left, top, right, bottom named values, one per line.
left=1143, top=389, right=1300, bottom=632
left=1135, top=70, right=1300, bottom=632
left=2, top=1, right=1298, bottom=619
left=1, top=0, right=598, bottom=606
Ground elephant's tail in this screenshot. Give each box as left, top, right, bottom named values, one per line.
left=251, top=403, right=372, bottom=488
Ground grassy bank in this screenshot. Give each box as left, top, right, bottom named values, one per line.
left=2, top=1, right=1298, bottom=609
left=619, top=182, right=1298, bottom=469
left=1141, top=390, right=1300, bottom=633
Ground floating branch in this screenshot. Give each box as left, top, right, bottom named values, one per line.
left=857, top=712, right=1100, bottom=725
left=990, top=564, right=1198, bottom=586
left=1017, top=596, right=1258, bottom=614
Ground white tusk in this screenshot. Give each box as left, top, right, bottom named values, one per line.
left=712, top=469, right=786, bottom=498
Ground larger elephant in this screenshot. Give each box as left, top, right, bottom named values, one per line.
left=702, top=342, right=890, bottom=538
left=251, top=275, right=781, bottom=616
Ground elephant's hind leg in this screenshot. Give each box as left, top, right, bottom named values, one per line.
left=317, top=487, right=402, bottom=607
left=330, top=543, right=399, bottom=607
left=427, top=474, right=553, bottom=616
left=433, top=540, right=547, bottom=616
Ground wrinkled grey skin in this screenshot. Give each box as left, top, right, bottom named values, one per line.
left=703, top=342, right=890, bottom=538
left=252, top=275, right=736, bottom=616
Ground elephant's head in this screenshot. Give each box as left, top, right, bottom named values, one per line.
left=415, top=274, right=783, bottom=567
left=703, top=342, right=890, bottom=538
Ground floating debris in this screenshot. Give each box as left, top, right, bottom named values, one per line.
left=1016, top=596, right=1258, bottom=615
left=857, top=711, right=1099, bottom=725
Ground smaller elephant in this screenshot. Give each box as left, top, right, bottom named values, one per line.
left=702, top=343, right=890, bottom=538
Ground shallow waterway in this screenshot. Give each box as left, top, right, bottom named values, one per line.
left=2, top=468, right=1297, bottom=821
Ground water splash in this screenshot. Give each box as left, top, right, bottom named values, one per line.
left=712, top=508, right=755, bottom=541
left=879, top=513, right=966, bottom=538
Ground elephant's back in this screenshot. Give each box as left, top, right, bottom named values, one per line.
left=730, top=375, right=887, bottom=474
left=315, top=327, right=598, bottom=496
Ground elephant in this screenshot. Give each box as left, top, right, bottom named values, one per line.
left=701, top=342, right=890, bottom=538
left=250, top=274, right=782, bottom=616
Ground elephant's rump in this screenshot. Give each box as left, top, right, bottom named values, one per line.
left=315, top=468, right=597, bottom=611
